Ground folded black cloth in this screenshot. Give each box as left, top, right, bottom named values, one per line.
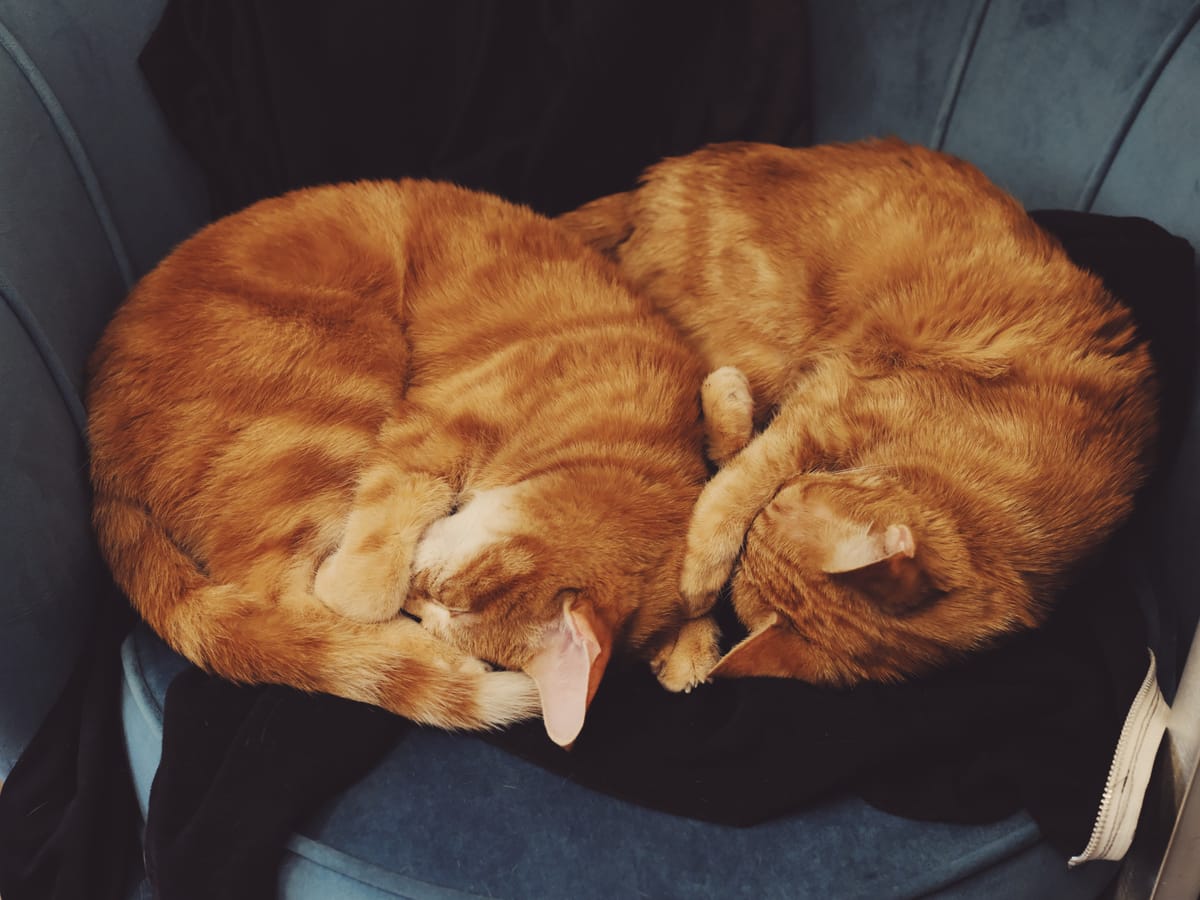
left=145, top=679, right=406, bottom=900
left=0, top=586, right=139, bottom=900
left=490, top=504, right=1150, bottom=848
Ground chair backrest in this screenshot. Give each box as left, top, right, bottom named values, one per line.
left=0, top=0, right=204, bottom=773
left=4, top=5, right=1197, bottom=889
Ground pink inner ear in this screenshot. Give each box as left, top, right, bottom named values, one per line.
left=883, top=524, right=915, bottom=558
left=825, top=523, right=916, bottom=573
left=522, top=604, right=602, bottom=748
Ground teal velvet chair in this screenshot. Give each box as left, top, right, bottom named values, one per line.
left=2, top=1, right=1198, bottom=897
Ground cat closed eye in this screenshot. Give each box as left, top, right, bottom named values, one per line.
left=425, top=599, right=472, bottom=616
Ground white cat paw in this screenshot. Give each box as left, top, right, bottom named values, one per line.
left=652, top=617, right=722, bottom=693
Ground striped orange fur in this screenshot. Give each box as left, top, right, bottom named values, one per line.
left=87, top=180, right=722, bottom=744
left=559, top=140, right=1158, bottom=685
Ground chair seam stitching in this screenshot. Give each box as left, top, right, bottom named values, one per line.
left=1078, top=2, right=1200, bottom=211
left=930, top=0, right=992, bottom=151
left=0, top=270, right=87, bottom=441
left=0, top=17, right=134, bottom=289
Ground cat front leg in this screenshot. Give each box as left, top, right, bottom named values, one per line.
left=314, top=412, right=462, bottom=623
left=681, top=367, right=850, bottom=610
left=680, top=424, right=801, bottom=610
left=701, top=366, right=755, bottom=466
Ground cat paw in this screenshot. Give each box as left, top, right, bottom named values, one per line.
left=652, top=616, right=722, bottom=693
left=701, top=366, right=754, bottom=465
left=314, top=546, right=407, bottom=623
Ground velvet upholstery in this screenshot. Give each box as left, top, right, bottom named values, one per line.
left=0, top=0, right=205, bottom=772
left=1, top=0, right=1197, bottom=897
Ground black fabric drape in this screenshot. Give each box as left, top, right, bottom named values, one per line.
left=0, top=589, right=139, bottom=900
left=136, top=0, right=813, bottom=218
left=144, top=678, right=406, bottom=900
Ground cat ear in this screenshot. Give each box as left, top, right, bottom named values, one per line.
left=823, top=523, right=915, bottom=573
left=556, top=192, right=636, bottom=257
left=825, top=524, right=940, bottom=615
left=521, top=597, right=613, bottom=748
left=709, top=616, right=815, bottom=680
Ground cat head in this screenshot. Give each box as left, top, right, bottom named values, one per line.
left=713, top=469, right=1041, bottom=685
left=407, top=470, right=695, bottom=745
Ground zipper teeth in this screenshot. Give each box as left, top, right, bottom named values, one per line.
left=1074, top=650, right=1159, bottom=862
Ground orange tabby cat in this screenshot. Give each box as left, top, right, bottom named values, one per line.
left=559, top=139, right=1158, bottom=686
left=87, top=179, right=723, bottom=746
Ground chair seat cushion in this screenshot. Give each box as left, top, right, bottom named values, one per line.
left=121, top=625, right=1115, bottom=899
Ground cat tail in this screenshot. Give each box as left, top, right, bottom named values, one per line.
left=93, top=494, right=541, bottom=731
left=556, top=190, right=637, bottom=257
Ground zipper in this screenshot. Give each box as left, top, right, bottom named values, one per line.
left=1069, top=649, right=1170, bottom=866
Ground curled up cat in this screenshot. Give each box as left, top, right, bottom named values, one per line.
left=87, top=179, right=727, bottom=747
left=559, top=139, right=1159, bottom=686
